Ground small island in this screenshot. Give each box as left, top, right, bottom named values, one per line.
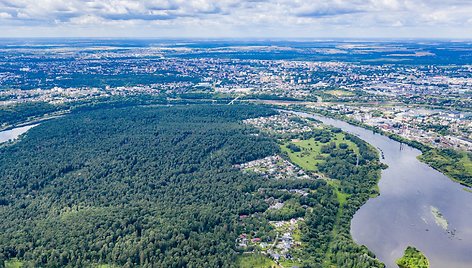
left=396, top=246, right=430, bottom=268
left=430, top=206, right=448, bottom=230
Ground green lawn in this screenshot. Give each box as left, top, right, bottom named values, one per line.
left=279, top=259, right=303, bottom=268
left=236, top=254, right=278, bottom=268
left=324, top=90, right=355, bottom=97
left=327, top=180, right=350, bottom=206
left=5, top=259, right=23, bottom=268
left=459, top=154, right=472, bottom=174
left=280, top=138, right=323, bottom=171
left=292, top=226, right=303, bottom=244
left=280, top=132, right=359, bottom=172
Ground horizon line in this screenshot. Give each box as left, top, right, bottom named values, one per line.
left=0, top=37, right=471, bottom=41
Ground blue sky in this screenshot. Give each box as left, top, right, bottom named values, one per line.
left=0, top=0, right=471, bottom=38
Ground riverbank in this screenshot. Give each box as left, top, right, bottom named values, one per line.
left=286, top=109, right=472, bottom=268
left=278, top=113, right=385, bottom=267
left=418, top=150, right=472, bottom=188
left=287, top=106, right=472, bottom=189
left=0, top=124, right=40, bottom=144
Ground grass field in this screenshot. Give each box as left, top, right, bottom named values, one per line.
left=459, top=154, right=472, bottom=174
left=236, top=254, right=278, bottom=268
left=281, top=138, right=324, bottom=171
left=280, top=132, right=359, bottom=172
left=5, top=259, right=23, bottom=268
left=324, top=90, right=355, bottom=97
left=327, top=180, right=350, bottom=205
left=279, top=259, right=303, bottom=268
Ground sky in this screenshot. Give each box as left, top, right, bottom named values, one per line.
left=0, top=0, right=471, bottom=39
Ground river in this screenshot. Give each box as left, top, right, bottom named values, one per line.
left=0, top=124, right=39, bottom=143
left=290, top=111, right=472, bottom=268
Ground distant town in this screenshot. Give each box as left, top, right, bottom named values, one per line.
left=0, top=40, right=471, bottom=152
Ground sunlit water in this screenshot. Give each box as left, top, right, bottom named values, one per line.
left=0, top=124, right=39, bottom=143
left=290, top=111, right=472, bottom=268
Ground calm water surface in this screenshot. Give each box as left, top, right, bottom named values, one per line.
left=291, top=111, right=472, bottom=268
left=0, top=124, right=39, bottom=143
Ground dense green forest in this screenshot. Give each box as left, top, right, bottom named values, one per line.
left=0, top=103, right=387, bottom=267
left=0, top=105, right=280, bottom=267
left=0, top=95, right=172, bottom=128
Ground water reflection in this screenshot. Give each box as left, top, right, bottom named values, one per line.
left=0, top=124, right=39, bottom=143
left=290, top=111, right=472, bottom=268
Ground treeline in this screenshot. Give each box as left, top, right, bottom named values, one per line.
left=0, top=94, right=219, bottom=129
left=0, top=102, right=65, bottom=127
left=0, top=95, right=167, bottom=127
left=0, top=104, right=279, bottom=267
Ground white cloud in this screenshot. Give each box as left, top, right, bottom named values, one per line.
left=0, top=11, right=11, bottom=19
left=0, top=0, right=470, bottom=37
